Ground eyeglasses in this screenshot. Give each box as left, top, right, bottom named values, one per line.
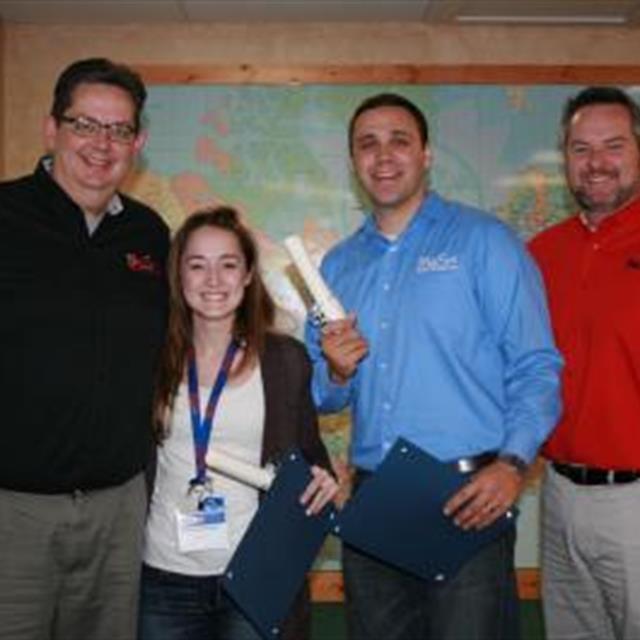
left=58, top=115, right=138, bottom=144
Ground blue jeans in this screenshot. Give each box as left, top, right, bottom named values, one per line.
left=343, top=528, right=521, bottom=640
left=138, top=564, right=261, bottom=640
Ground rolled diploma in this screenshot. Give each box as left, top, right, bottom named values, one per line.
left=283, top=235, right=346, bottom=322
left=206, top=448, right=275, bottom=491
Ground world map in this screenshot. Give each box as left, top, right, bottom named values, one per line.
left=129, top=83, right=592, bottom=568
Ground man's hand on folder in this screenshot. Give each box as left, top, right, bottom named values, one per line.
left=321, top=314, right=369, bottom=385
left=442, top=460, right=525, bottom=531
left=299, top=465, right=340, bottom=516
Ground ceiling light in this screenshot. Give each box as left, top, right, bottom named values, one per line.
left=455, top=15, right=627, bottom=25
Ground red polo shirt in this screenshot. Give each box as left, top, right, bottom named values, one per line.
left=529, top=196, right=640, bottom=469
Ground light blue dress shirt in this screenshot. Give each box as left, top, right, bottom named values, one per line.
left=305, top=192, right=562, bottom=471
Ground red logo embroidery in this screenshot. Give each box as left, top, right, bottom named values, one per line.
left=126, top=252, right=160, bottom=276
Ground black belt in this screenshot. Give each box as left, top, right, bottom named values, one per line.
left=552, top=462, right=640, bottom=486
left=354, top=451, right=497, bottom=489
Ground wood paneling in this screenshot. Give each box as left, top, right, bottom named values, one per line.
left=138, top=63, right=640, bottom=85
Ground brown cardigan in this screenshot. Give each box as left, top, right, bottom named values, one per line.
left=146, top=332, right=333, bottom=640
left=260, top=332, right=331, bottom=469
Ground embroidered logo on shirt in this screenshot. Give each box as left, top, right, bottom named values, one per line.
left=126, top=252, right=160, bottom=276
left=416, top=253, right=460, bottom=273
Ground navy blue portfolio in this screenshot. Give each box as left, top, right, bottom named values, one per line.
left=335, top=437, right=517, bottom=582
left=222, top=449, right=336, bottom=639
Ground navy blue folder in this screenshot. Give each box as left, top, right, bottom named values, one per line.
left=222, top=449, right=336, bottom=639
left=335, top=437, right=517, bottom=582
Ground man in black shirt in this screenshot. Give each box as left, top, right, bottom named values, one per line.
left=0, top=58, right=169, bottom=640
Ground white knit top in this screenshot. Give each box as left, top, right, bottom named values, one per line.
left=143, top=365, right=265, bottom=576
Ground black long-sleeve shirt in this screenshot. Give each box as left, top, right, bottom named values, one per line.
left=0, top=159, right=169, bottom=493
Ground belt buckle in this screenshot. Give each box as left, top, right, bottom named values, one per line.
left=457, top=458, right=476, bottom=474
left=578, top=466, right=589, bottom=484
left=606, top=470, right=615, bottom=484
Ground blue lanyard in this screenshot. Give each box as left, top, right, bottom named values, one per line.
left=187, top=339, right=239, bottom=488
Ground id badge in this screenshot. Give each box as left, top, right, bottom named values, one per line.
left=175, top=493, right=230, bottom=553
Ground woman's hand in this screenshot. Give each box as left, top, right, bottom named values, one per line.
left=299, top=465, right=339, bottom=516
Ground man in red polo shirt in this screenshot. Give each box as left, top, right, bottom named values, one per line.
left=530, top=86, right=640, bottom=640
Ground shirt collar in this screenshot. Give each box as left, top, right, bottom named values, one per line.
left=361, top=193, right=437, bottom=242
left=41, top=156, right=124, bottom=216
left=578, top=211, right=598, bottom=233
left=577, top=195, right=640, bottom=239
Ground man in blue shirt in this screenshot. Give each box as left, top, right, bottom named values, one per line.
left=305, top=93, right=562, bottom=640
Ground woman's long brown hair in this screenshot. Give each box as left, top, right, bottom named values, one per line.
left=153, top=206, right=276, bottom=441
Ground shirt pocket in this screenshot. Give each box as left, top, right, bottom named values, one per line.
left=402, top=269, right=475, bottom=342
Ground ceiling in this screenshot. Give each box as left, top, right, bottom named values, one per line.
left=0, top=0, right=638, bottom=26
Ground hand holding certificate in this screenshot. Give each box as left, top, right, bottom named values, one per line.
left=284, top=235, right=368, bottom=384
left=221, top=450, right=337, bottom=639
left=335, top=438, right=518, bottom=583
left=206, top=447, right=337, bottom=516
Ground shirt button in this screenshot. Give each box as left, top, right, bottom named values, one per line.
left=383, top=283, right=390, bottom=291
left=593, top=243, right=600, bottom=250
left=380, top=321, right=389, bottom=330
left=382, top=402, right=392, bottom=411
left=389, top=245, right=398, bottom=253
left=379, top=362, right=388, bottom=370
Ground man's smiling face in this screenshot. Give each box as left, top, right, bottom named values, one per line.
left=565, top=102, right=640, bottom=223
left=45, top=82, right=146, bottom=215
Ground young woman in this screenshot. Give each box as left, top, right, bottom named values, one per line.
left=139, top=207, right=338, bottom=640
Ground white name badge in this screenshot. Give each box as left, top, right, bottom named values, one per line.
left=175, top=494, right=230, bottom=553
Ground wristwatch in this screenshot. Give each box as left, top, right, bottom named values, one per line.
left=498, top=453, right=528, bottom=476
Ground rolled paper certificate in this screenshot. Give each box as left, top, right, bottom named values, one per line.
left=206, top=448, right=276, bottom=491
left=283, top=235, right=346, bottom=323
